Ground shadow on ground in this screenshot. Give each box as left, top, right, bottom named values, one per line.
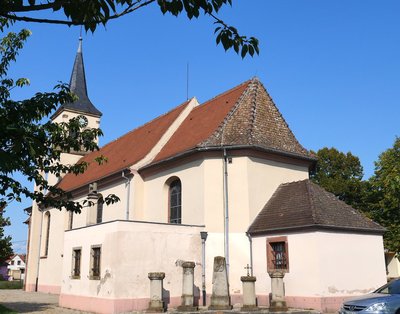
left=1, top=301, right=54, bottom=313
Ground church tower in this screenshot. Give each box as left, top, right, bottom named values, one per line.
left=51, top=37, right=102, bottom=171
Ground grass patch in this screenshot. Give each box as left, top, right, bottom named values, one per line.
left=0, top=304, right=17, bottom=314
left=0, top=280, right=23, bottom=289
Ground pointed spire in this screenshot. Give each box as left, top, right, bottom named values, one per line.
left=60, top=37, right=102, bottom=117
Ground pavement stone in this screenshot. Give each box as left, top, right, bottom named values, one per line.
left=0, top=290, right=329, bottom=314
left=0, top=289, right=92, bottom=313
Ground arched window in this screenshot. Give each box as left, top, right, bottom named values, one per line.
left=44, top=211, right=51, bottom=256
left=169, top=179, right=182, bottom=224
left=96, top=195, right=103, bottom=224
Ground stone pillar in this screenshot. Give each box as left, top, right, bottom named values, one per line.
left=241, top=276, right=258, bottom=311
left=268, top=271, right=288, bottom=312
left=178, top=261, right=198, bottom=311
left=147, top=272, right=165, bottom=312
left=86, top=192, right=98, bottom=225
left=208, top=256, right=232, bottom=310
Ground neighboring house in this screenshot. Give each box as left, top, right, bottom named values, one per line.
left=0, top=261, right=9, bottom=280
left=25, top=39, right=387, bottom=314
left=7, top=254, right=26, bottom=280
left=385, top=252, right=400, bottom=280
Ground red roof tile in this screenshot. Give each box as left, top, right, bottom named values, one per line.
left=58, top=100, right=190, bottom=192
left=152, top=80, right=251, bottom=162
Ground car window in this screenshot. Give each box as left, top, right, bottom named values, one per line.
left=375, top=280, right=400, bottom=294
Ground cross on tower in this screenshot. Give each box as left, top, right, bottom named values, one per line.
left=244, top=264, right=252, bottom=276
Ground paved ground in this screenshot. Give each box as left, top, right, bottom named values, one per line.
left=0, top=290, right=90, bottom=313
left=0, top=290, right=327, bottom=314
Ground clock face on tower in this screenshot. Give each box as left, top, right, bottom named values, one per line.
left=77, top=115, right=88, bottom=127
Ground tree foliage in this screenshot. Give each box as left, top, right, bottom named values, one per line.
left=310, top=147, right=365, bottom=209
left=364, top=137, right=400, bottom=253
left=0, top=207, right=13, bottom=263
left=0, top=0, right=259, bottom=58
left=0, top=28, right=119, bottom=212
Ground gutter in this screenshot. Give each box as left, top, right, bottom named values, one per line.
left=248, top=224, right=386, bottom=237
left=139, top=144, right=317, bottom=172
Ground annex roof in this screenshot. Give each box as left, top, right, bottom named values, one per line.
left=248, top=179, right=385, bottom=235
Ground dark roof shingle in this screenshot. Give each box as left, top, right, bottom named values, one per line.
left=248, top=179, right=385, bottom=235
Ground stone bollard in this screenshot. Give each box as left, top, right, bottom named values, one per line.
left=241, top=276, right=258, bottom=311
left=208, top=256, right=232, bottom=310
left=268, top=271, right=288, bottom=312
left=177, top=261, right=198, bottom=311
left=147, top=272, right=166, bottom=312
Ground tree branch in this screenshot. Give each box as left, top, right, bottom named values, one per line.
left=1, top=0, right=156, bottom=27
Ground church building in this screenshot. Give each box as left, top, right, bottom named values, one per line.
left=25, top=39, right=387, bottom=314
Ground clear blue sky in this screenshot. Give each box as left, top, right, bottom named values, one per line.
left=4, top=0, right=400, bottom=253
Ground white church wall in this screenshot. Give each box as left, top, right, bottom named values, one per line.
left=247, top=156, right=309, bottom=224
left=316, top=231, right=386, bottom=295
left=28, top=207, right=67, bottom=293
left=251, top=230, right=386, bottom=311
left=142, top=159, right=205, bottom=225
left=60, top=220, right=203, bottom=313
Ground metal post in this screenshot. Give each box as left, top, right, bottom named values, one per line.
left=223, top=148, right=230, bottom=277
left=200, top=231, right=208, bottom=306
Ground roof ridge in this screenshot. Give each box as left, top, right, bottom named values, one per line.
left=200, top=79, right=254, bottom=146
left=258, top=82, right=309, bottom=154
left=199, top=79, right=252, bottom=108
left=97, top=99, right=192, bottom=152
left=248, top=79, right=260, bottom=144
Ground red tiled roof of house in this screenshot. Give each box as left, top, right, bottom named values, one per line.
left=152, top=77, right=312, bottom=164
left=58, top=100, right=191, bottom=192
left=248, top=179, right=385, bottom=235
left=152, top=80, right=251, bottom=162
left=58, top=78, right=314, bottom=193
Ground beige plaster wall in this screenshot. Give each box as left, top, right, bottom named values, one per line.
left=252, top=231, right=386, bottom=298
left=143, top=159, right=205, bottom=225
left=61, top=220, right=203, bottom=299
left=386, top=253, right=400, bottom=278
left=247, top=157, right=309, bottom=223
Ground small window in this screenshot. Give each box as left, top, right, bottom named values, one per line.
left=17, top=261, right=21, bottom=265
left=267, top=237, right=289, bottom=272
left=11, top=261, right=14, bottom=265
left=169, top=179, right=182, bottom=224
left=96, top=198, right=103, bottom=224
left=90, top=246, right=101, bottom=280
left=72, top=248, right=81, bottom=279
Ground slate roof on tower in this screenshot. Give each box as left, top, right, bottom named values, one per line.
left=52, top=38, right=102, bottom=119
left=58, top=78, right=315, bottom=192
left=248, top=179, right=385, bottom=235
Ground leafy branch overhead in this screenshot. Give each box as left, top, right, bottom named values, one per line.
left=0, top=0, right=259, bottom=58
left=0, top=30, right=119, bottom=212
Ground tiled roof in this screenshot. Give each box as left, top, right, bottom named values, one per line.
left=152, top=80, right=251, bottom=162
left=152, top=77, right=312, bottom=163
left=57, top=100, right=190, bottom=192
left=58, top=78, right=314, bottom=192
left=248, top=179, right=385, bottom=235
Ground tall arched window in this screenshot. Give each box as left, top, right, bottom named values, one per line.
left=44, top=211, right=51, bottom=256
left=169, top=179, right=182, bottom=224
